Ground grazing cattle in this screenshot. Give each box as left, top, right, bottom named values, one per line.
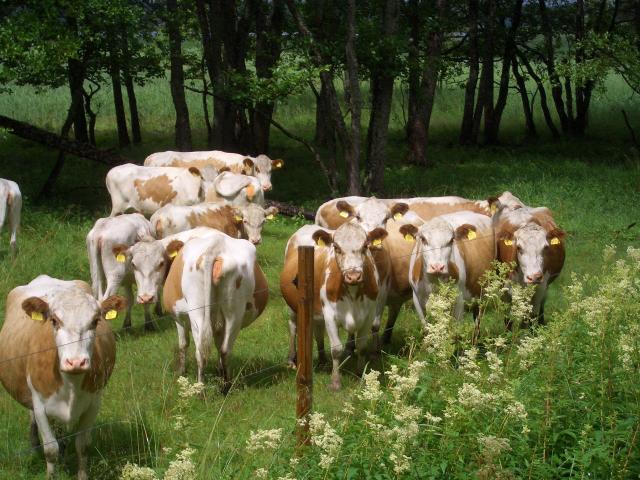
left=0, top=178, right=22, bottom=256
left=144, top=150, right=284, bottom=191
left=492, top=198, right=565, bottom=324
left=151, top=202, right=277, bottom=244
left=205, top=171, right=265, bottom=206
left=106, top=163, right=214, bottom=216
left=0, top=275, right=126, bottom=480
left=315, top=196, right=410, bottom=232
left=400, top=211, right=495, bottom=324
left=280, top=222, right=390, bottom=391
left=162, top=233, right=269, bottom=389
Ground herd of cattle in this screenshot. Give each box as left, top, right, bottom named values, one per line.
left=0, top=150, right=565, bottom=479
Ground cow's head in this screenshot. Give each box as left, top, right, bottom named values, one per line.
left=400, top=219, right=477, bottom=277
left=233, top=204, right=278, bottom=245
left=113, top=237, right=172, bottom=305
left=499, top=223, right=565, bottom=285
left=252, top=154, right=284, bottom=192
left=335, top=198, right=409, bottom=233
left=313, top=222, right=387, bottom=285
left=22, top=291, right=126, bottom=374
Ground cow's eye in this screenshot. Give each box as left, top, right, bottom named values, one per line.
left=158, top=261, right=165, bottom=269
left=355, top=215, right=361, bottom=221
left=334, top=245, right=342, bottom=254
left=256, top=168, right=260, bottom=173
left=91, top=316, right=100, bottom=328
left=50, top=316, right=61, bottom=329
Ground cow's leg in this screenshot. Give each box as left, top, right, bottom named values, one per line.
left=323, top=313, right=343, bottom=391
left=75, top=399, right=100, bottom=480
left=383, top=301, right=402, bottom=345
left=355, top=325, right=370, bottom=374
left=32, top=395, right=59, bottom=478
left=189, top=307, right=213, bottom=384
left=344, top=333, right=356, bottom=358
left=29, top=411, right=39, bottom=448
left=453, top=293, right=465, bottom=321
left=218, top=304, right=244, bottom=394
left=287, top=309, right=297, bottom=368
left=154, top=300, right=163, bottom=317
left=122, top=281, right=134, bottom=330
left=314, top=319, right=328, bottom=365
left=143, top=303, right=155, bottom=331
left=8, top=196, right=20, bottom=258
left=175, top=313, right=190, bottom=375
left=531, top=284, right=548, bottom=326
left=412, top=289, right=429, bottom=330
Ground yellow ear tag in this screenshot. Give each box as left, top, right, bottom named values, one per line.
left=404, top=234, right=415, bottom=242
left=490, top=204, right=497, bottom=214
left=467, top=230, right=477, bottom=240
left=169, top=251, right=178, bottom=259
left=372, top=238, right=382, bottom=247
left=234, top=215, right=243, bottom=222
left=276, top=161, right=283, bottom=168
left=504, top=239, right=513, bottom=246
left=339, top=211, right=349, bottom=218
left=105, top=310, right=118, bottom=320
left=31, top=312, right=44, bottom=321
left=393, top=212, right=403, bottom=221
left=116, top=253, right=126, bottom=263
left=266, top=214, right=274, bottom=220
left=316, top=238, right=326, bottom=247
left=550, top=237, right=560, bottom=246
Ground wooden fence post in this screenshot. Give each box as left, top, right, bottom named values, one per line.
left=296, top=246, right=314, bottom=447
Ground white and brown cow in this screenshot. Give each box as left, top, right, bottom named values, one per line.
left=106, top=163, right=215, bottom=216
left=280, top=222, right=390, bottom=391
left=0, top=178, right=22, bottom=257
left=205, top=171, right=265, bottom=206
left=162, top=232, right=269, bottom=390
left=0, top=275, right=126, bottom=480
left=492, top=197, right=565, bottom=324
left=144, top=150, right=284, bottom=191
left=150, top=202, right=278, bottom=244
left=400, top=211, right=495, bottom=324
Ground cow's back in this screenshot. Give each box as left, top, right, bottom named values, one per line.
left=315, top=196, right=368, bottom=229
left=406, top=198, right=490, bottom=221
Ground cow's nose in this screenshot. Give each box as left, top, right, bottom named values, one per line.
left=525, top=272, right=543, bottom=284
left=63, top=358, right=89, bottom=373
left=262, top=184, right=272, bottom=191
left=138, top=294, right=155, bottom=304
left=428, top=263, right=446, bottom=274
left=344, top=270, right=363, bottom=285
left=251, top=238, right=262, bottom=245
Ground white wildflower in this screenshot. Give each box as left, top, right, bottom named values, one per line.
left=603, top=244, right=617, bottom=263
left=425, top=412, right=443, bottom=424
left=309, top=412, right=343, bottom=469
left=486, top=351, right=503, bottom=384
left=246, top=428, right=283, bottom=453
left=173, top=415, right=186, bottom=431
left=176, top=376, right=205, bottom=399
left=510, top=284, right=534, bottom=326
left=505, top=401, right=528, bottom=422
left=357, top=370, right=382, bottom=401
left=277, top=474, right=296, bottom=480
left=477, top=434, right=511, bottom=461
left=457, top=383, right=496, bottom=409
left=120, top=463, right=158, bottom=480
left=164, top=448, right=196, bottom=480
left=517, top=334, right=545, bottom=369
left=389, top=452, right=411, bottom=475
left=254, top=468, right=268, bottom=479
left=459, top=347, right=481, bottom=380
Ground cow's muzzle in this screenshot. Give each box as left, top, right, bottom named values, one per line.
left=343, top=269, right=363, bottom=285
left=61, top=357, right=90, bottom=374
left=138, top=294, right=155, bottom=304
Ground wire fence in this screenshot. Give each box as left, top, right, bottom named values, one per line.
left=0, top=227, right=572, bottom=469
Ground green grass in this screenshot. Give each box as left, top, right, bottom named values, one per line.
left=0, top=75, right=639, bottom=478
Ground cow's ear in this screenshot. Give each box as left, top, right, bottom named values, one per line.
left=101, top=295, right=128, bottom=321
left=498, top=230, right=515, bottom=246
left=188, top=167, right=202, bottom=178
left=312, top=229, right=333, bottom=248
left=218, top=166, right=231, bottom=173
left=112, top=244, right=130, bottom=263
left=455, top=223, right=478, bottom=241
left=22, top=297, right=49, bottom=322
left=547, top=228, right=565, bottom=246
left=245, top=183, right=256, bottom=201
left=336, top=200, right=355, bottom=219
left=242, top=158, right=254, bottom=170
left=272, top=159, right=284, bottom=169
left=487, top=196, right=501, bottom=215
left=367, top=228, right=388, bottom=249
left=264, top=206, right=278, bottom=220
left=389, top=202, right=409, bottom=221
left=399, top=224, right=418, bottom=242
left=166, top=240, right=184, bottom=260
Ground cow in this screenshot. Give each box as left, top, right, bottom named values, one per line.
left=0, top=178, right=22, bottom=257
left=400, top=211, right=495, bottom=325
left=205, top=171, right=265, bottom=206
left=162, top=232, right=269, bottom=390
left=106, top=163, right=215, bottom=216
left=150, top=203, right=278, bottom=244
left=0, top=275, right=126, bottom=480
left=280, top=222, right=390, bottom=391
left=144, top=150, right=284, bottom=191
left=315, top=195, right=490, bottom=231
left=491, top=196, right=565, bottom=325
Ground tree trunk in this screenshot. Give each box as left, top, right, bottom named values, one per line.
left=121, top=36, right=141, bottom=144
left=460, top=0, right=480, bottom=145
left=365, top=0, right=399, bottom=194
left=344, top=0, right=361, bottom=195
left=511, top=56, right=537, bottom=138
left=406, top=0, right=420, bottom=145
left=167, top=0, right=192, bottom=151
left=83, top=87, right=98, bottom=146
left=479, top=0, right=497, bottom=144
left=68, top=58, right=89, bottom=144
left=315, top=81, right=336, bottom=152
left=110, top=47, right=131, bottom=149
left=406, top=0, right=446, bottom=165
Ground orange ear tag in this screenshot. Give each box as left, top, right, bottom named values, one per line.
left=31, top=312, right=44, bottom=322
left=393, top=213, right=403, bottom=221
left=116, top=253, right=126, bottom=263
left=105, top=310, right=118, bottom=320
left=467, top=230, right=477, bottom=240
left=550, top=237, right=560, bottom=246
left=504, top=239, right=513, bottom=246
left=339, top=211, right=349, bottom=218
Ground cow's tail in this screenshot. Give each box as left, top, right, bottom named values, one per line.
left=202, top=246, right=234, bottom=337
left=87, top=233, right=104, bottom=299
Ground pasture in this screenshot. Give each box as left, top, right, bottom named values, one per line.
left=0, top=78, right=639, bottom=479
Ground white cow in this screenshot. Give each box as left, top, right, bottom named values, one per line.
left=0, top=178, right=22, bottom=256
left=162, top=232, right=269, bottom=390
left=206, top=171, right=265, bottom=206
left=144, top=150, right=284, bottom=191
left=0, top=275, right=126, bottom=479
left=106, top=163, right=214, bottom=216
